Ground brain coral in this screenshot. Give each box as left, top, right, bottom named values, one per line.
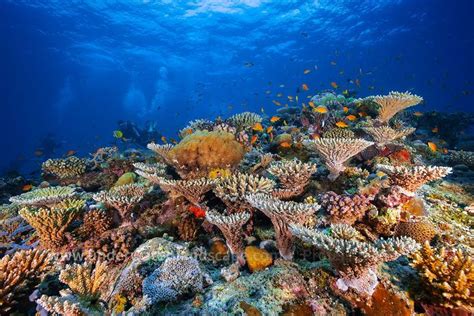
left=169, top=131, right=245, bottom=179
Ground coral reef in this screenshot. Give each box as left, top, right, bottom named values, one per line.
left=369, top=91, right=423, bottom=124
left=42, top=156, right=87, bottom=179
left=9, top=186, right=77, bottom=206
left=304, top=137, right=373, bottom=180
left=393, top=217, right=437, bottom=243
left=363, top=126, right=415, bottom=147
left=267, top=159, right=317, bottom=199
left=320, top=191, right=375, bottom=225
left=227, top=112, right=262, bottom=131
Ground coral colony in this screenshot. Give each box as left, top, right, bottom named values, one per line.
left=1, top=90, right=473, bottom=315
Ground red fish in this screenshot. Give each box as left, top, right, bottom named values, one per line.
left=189, top=205, right=206, bottom=218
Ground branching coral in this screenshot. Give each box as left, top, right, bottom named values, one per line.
left=227, top=112, right=262, bottom=131
left=246, top=193, right=320, bottom=260
left=377, top=164, right=452, bottom=194
left=142, top=256, right=211, bottom=305
left=93, top=184, right=146, bottom=226
left=363, top=126, right=415, bottom=147
left=9, top=186, right=77, bottom=207
left=290, top=224, right=420, bottom=296
left=214, top=173, right=275, bottom=211
left=146, top=143, right=175, bottom=165
left=266, top=159, right=317, bottom=199
left=42, top=156, right=87, bottom=179
left=76, top=209, right=112, bottom=240
left=206, top=210, right=251, bottom=266
left=410, top=242, right=473, bottom=311
left=133, top=162, right=167, bottom=176
left=0, top=249, right=52, bottom=314
left=178, top=118, right=214, bottom=138
left=19, top=199, right=84, bottom=250
left=37, top=261, right=110, bottom=316
left=320, top=191, right=375, bottom=225
left=167, top=131, right=245, bottom=179
left=371, top=91, right=423, bottom=123
left=304, top=138, right=373, bottom=181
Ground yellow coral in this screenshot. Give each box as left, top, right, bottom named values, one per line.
left=169, top=131, right=245, bottom=179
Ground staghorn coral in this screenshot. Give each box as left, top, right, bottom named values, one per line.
left=214, top=173, right=275, bottom=211
left=320, top=191, right=375, bottom=225
left=206, top=210, right=251, bottom=266
left=142, top=256, right=211, bottom=305
left=42, top=156, right=87, bottom=179
left=304, top=138, right=373, bottom=181
left=266, top=159, right=317, bottom=199
left=37, top=261, right=110, bottom=316
left=363, top=126, right=415, bottom=147
left=377, top=164, right=452, bottom=194
left=19, top=199, right=84, bottom=250
left=0, top=249, right=52, bottom=314
left=394, top=217, right=437, bottom=243
left=227, top=112, right=262, bottom=131
left=246, top=193, right=320, bottom=260
left=9, top=186, right=77, bottom=207
left=410, top=242, right=473, bottom=311
left=167, top=131, right=245, bottom=179
left=371, top=91, right=423, bottom=123
left=291, top=224, right=420, bottom=296
left=93, top=184, right=146, bottom=226
left=323, top=128, right=355, bottom=139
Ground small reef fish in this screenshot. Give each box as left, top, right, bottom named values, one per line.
left=301, top=83, right=309, bottom=91
left=330, top=61, right=337, bottom=65
left=252, top=122, right=264, bottom=132
left=330, top=82, right=338, bottom=89
left=251, top=135, right=258, bottom=145
left=432, top=127, right=439, bottom=133
left=65, top=150, right=76, bottom=157
left=34, top=149, right=44, bottom=157
left=266, top=126, right=273, bottom=133
left=376, top=171, right=387, bottom=178
left=113, top=130, right=124, bottom=139
left=413, top=111, right=424, bottom=117
left=346, top=115, right=357, bottom=121
left=303, top=69, right=311, bottom=74
left=272, top=100, right=281, bottom=106
left=161, top=136, right=168, bottom=143
left=335, top=121, right=349, bottom=128
left=342, top=89, right=349, bottom=96
left=243, top=61, right=254, bottom=68
left=343, top=106, right=349, bottom=113
left=22, top=184, right=33, bottom=192
left=427, top=142, right=437, bottom=152
left=279, top=141, right=291, bottom=148
left=276, top=93, right=283, bottom=97
left=270, top=116, right=280, bottom=123
left=313, top=106, right=328, bottom=114
left=308, top=101, right=316, bottom=108
left=188, top=205, right=206, bottom=218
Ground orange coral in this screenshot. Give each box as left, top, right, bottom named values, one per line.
left=169, top=131, right=245, bottom=179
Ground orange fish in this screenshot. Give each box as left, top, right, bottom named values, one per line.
left=311, top=133, right=320, bottom=140
left=442, top=148, right=449, bottom=154
left=266, top=126, right=273, bottom=133
left=308, top=101, right=316, bottom=108
left=304, top=69, right=311, bottom=74
left=252, top=122, right=264, bottom=132
left=189, top=205, right=206, bottom=218
left=313, top=106, right=328, bottom=114
left=427, top=142, right=437, bottom=152
left=335, top=121, right=349, bottom=128
left=343, top=106, right=349, bottom=113
left=346, top=115, right=357, bottom=121
left=270, top=116, right=280, bottom=123
left=22, top=184, right=33, bottom=192
left=330, top=82, right=338, bottom=89
left=251, top=135, right=258, bottom=145
left=272, top=100, right=281, bottom=106
left=301, top=83, right=309, bottom=91
left=413, top=111, right=423, bottom=117
left=432, top=127, right=439, bottom=133
left=279, top=141, right=292, bottom=148
left=65, top=150, right=76, bottom=157
left=358, top=112, right=368, bottom=117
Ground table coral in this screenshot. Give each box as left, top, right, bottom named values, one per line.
left=410, top=242, right=473, bottom=312
left=370, top=91, right=423, bottom=124
left=206, top=210, right=250, bottom=266
left=304, top=138, right=373, bottom=181
left=247, top=193, right=320, bottom=260
left=42, top=156, right=87, bottom=179
left=9, top=186, right=77, bottom=207
left=267, top=159, right=317, bottom=199
left=363, top=126, right=415, bottom=148
left=19, top=199, right=84, bottom=250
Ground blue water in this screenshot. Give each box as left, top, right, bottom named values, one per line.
left=1, top=0, right=473, bottom=174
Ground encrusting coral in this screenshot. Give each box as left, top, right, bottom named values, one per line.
left=19, top=199, right=85, bottom=250
left=291, top=224, right=420, bottom=296
left=247, top=193, right=320, bottom=260
left=0, top=249, right=52, bottom=314
left=266, top=159, right=317, bottom=199
left=42, top=156, right=87, bottom=179
left=9, top=186, right=77, bottom=207
left=205, top=210, right=250, bottom=266
left=93, top=183, right=146, bottom=226
left=410, top=242, right=473, bottom=312
left=304, top=137, right=373, bottom=181
left=370, top=91, right=423, bottom=124
left=37, top=260, right=110, bottom=316
left=320, top=191, right=375, bottom=225
left=393, top=217, right=437, bottom=243
left=363, top=126, right=415, bottom=148
left=377, top=164, right=452, bottom=195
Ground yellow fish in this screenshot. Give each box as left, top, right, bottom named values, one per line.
left=266, top=126, right=273, bottom=133
left=252, top=122, right=264, bottom=132
left=270, top=116, right=280, bottom=123
left=427, top=142, right=437, bottom=152
left=304, top=69, right=311, bottom=74
left=346, top=115, right=357, bottom=121
left=161, top=136, right=168, bottom=143
left=376, top=171, right=387, bottom=178
left=335, top=121, right=349, bottom=128
left=113, top=130, right=124, bottom=139
left=308, top=101, right=316, bottom=108
left=330, top=82, right=338, bottom=89
left=342, top=89, right=349, bottom=96
left=301, top=83, right=309, bottom=91
left=313, top=106, right=328, bottom=114
left=272, top=100, right=281, bottom=106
